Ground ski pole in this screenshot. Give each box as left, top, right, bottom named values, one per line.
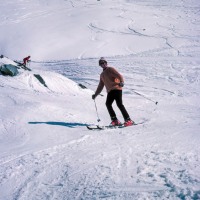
left=132, top=90, right=158, bottom=105
left=94, top=99, right=101, bottom=122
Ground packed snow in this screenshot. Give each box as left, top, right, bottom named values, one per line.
left=0, top=0, right=200, bottom=199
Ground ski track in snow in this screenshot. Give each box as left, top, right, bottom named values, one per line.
left=0, top=131, right=200, bottom=199
left=1, top=0, right=200, bottom=199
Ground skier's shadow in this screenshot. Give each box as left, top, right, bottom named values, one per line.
left=29, top=121, right=89, bottom=128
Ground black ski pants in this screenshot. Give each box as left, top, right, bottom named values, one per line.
left=106, top=90, right=130, bottom=121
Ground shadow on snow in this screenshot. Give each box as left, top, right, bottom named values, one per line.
left=29, top=121, right=89, bottom=128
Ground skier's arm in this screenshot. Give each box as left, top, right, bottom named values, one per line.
left=93, top=78, right=104, bottom=99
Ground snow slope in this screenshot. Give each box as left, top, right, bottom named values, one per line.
left=1, top=0, right=200, bottom=199
left=1, top=0, right=200, bottom=60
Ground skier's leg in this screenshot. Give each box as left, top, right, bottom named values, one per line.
left=115, top=90, right=130, bottom=120
left=106, top=91, right=117, bottom=120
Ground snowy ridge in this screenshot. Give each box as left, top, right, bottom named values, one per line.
left=0, top=56, right=18, bottom=66
left=0, top=69, right=91, bottom=94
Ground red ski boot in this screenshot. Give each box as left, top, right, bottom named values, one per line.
left=124, top=119, right=134, bottom=127
left=110, top=119, right=121, bottom=126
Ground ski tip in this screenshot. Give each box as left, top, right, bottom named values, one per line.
left=86, top=125, right=103, bottom=130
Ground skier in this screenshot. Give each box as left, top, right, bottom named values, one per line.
left=92, top=57, right=134, bottom=127
left=23, top=56, right=31, bottom=66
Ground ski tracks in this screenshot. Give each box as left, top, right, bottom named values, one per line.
left=135, top=151, right=200, bottom=199
left=0, top=134, right=121, bottom=199
left=0, top=125, right=200, bottom=199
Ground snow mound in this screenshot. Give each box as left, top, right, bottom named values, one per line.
left=0, top=69, right=92, bottom=95
left=0, top=56, right=18, bottom=66
left=40, top=71, right=91, bottom=95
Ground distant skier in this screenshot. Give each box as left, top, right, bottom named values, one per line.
left=92, top=57, right=134, bottom=127
left=23, top=56, right=31, bottom=66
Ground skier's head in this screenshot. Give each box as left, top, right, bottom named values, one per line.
left=99, top=57, right=107, bottom=69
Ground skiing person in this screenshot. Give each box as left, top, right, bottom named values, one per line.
left=23, top=56, right=31, bottom=66
left=92, top=57, right=134, bottom=127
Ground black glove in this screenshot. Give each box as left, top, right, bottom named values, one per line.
left=92, top=94, right=96, bottom=100
left=119, top=82, right=124, bottom=87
